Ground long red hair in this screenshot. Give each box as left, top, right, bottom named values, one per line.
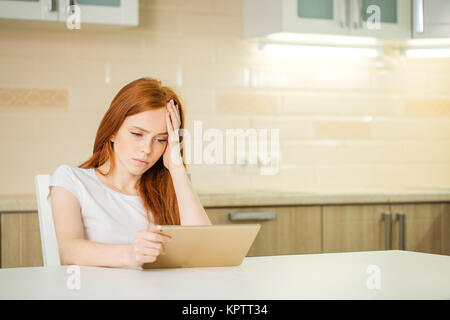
left=79, top=77, right=184, bottom=225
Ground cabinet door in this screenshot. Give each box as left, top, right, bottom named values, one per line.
left=390, top=203, right=445, bottom=255
left=1, top=212, right=43, bottom=268
left=282, top=0, right=349, bottom=35
left=57, top=0, right=138, bottom=26
left=206, top=206, right=322, bottom=256
left=323, top=204, right=391, bottom=253
left=0, top=0, right=58, bottom=21
left=413, top=0, right=450, bottom=38
left=349, top=0, right=411, bottom=39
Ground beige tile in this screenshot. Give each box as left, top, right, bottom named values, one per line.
left=33, top=111, right=103, bottom=139
left=249, top=165, right=315, bottom=191
left=372, top=118, right=450, bottom=140
left=139, top=8, right=181, bottom=36
left=0, top=58, right=37, bottom=86
left=250, top=65, right=313, bottom=89
left=143, top=0, right=215, bottom=13
left=188, top=164, right=251, bottom=193
left=401, top=142, right=450, bottom=163
left=372, top=164, right=450, bottom=188
left=0, top=113, right=35, bottom=138
left=314, top=69, right=371, bottom=91
left=405, top=98, right=450, bottom=117
left=315, top=165, right=374, bottom=188
left=314, top=118, right=372, bottom=140
left=215, top=91, right=280, bottom=114
left=0, top=88, right=68, bottom=108
left=251, top=116, right=314, bottom=140
left=213, top=0, right=243, bottom=15
left=283, top=92, right=404, bottom=117
left=183, top=63, right=249, bottom=90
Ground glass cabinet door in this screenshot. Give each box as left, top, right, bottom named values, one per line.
left=282, top=0, right=349, bottom=36
left=349, top=0, right=411, bottom=39
left=57, top=0, right=137, bottom=26
left=0, top=0, right=58, bottom=21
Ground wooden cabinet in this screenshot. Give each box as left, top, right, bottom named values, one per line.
left=322, top=204, right=391, bottom=253
left=206, top=206, right=322, bottom=256
left=1, top=212, right=43, bottom=268
left=390, top=203, right=448, bottom=254
left=322, top=203, right=449, bottom=255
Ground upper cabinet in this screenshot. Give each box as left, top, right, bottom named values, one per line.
left=0, top=0, right=58, bottom=21
left=413, top=0, right=450, bottom=38
left=244, top=0, right=411, bottom=40
left=0, top=0, right=138, bottom=26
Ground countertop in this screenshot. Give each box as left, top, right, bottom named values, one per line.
left=0, top=250, right=449, bottom=299
left=1, top=187, right=450, bottom=211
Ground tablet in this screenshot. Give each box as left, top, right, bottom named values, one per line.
left=142, top=224, right=261, bottom=269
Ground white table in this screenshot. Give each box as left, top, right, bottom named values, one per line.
left=0, top=250, right=449, bottom=299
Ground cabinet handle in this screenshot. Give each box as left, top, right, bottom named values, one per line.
left=396, top=212, right=406, bottom=250
left=414, top=0, right=424, bottom=33
left=228, top=211, right=276, bottom=222
left=338, top=0, right=347, bottom=28
left=350, top=0, right=362, bottom=29
left=45, top=0, right=56, bottom=12
left=381, top=211, right=392, bottom=250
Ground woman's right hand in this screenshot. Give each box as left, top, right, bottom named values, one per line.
left=125, top=225, right=172, bottom=268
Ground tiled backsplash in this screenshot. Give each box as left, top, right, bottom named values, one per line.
left=0, top=0, right=449, bottom=195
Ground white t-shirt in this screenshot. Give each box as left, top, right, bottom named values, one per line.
left=49, top=164, right=152, bottom=245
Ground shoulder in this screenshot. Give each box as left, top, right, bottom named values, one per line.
left=51, top=164, right=91, bottom=183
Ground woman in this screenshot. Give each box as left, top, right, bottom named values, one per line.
left=49, top=77, right=211, bottom=269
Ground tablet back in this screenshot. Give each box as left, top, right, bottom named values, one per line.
left=142, top=224, right=260, bottom=269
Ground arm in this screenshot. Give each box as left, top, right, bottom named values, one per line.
left=50, top=186, right=169, bottom=267
left=169, top=166, right=212, bottom=226
left=50, top=186, right=130, bottom=267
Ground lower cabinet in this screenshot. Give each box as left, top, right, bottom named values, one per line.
left=322, top=204, right=391, bottom=253
left=1, top=212, right=43, bottom=268
left=322, top=203, right=449, bottom=255
left=206, top=206, right=322, bottom=257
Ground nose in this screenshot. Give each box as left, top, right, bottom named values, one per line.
left=141, top=138, right=152, bottom=155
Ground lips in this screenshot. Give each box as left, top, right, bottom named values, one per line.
left=133, top=158, right=149, bottom=165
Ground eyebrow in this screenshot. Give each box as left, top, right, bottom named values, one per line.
left=129, top=126, right=168, bottom=135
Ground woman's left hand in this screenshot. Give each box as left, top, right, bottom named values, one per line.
left=163, top=99, right=183, bottom=172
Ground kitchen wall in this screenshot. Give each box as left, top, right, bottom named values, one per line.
left=0, top=0, right=450, bottom=195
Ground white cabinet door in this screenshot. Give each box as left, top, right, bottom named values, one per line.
left=348, top=0, right=411, bottom=39
left=413, top=0, right=450, bottom=38
left=58, top=0, right=138, bottom=26
left=0, top=0, right=58, bottom=21
left=283, top=0, right=348, bottom=35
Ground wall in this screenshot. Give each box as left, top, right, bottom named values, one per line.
left=0, top=0, right=450, bottom=195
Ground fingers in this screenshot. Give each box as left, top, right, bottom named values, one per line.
left=137, top=229, right=172, bottom=243
left=166, top=99, right=181, bottom=129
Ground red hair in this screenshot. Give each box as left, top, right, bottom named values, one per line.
left=79, top=77, right=184, bottom=225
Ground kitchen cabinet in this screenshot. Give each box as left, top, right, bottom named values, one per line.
left=0, top=0, right=138, bottom=26
left=0, top=0, right=58, bottom=21
left=323, top=203, right=449, bottom=255
left=244, top=0, right=411, bottom=40
left=1, top=212, right=43, bottom=268
left=206, top=206, right=322, bottom=256
left=413, top=0, right=450, bottom=38
left=322, top=204, right=391, bottom=253
left=390, top=203, right=449, bottom=254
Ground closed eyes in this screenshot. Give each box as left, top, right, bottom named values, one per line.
left=131, top=132, right=167, bottom=143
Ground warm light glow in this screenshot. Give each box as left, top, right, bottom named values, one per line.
left=263, top=43, right=379, bottom=59
left=405, top=48, right=450, bottom=58
left=267, top=32, right=378, bottom=46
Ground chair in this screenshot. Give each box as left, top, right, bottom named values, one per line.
left=35, top=175, right=61, bottom=267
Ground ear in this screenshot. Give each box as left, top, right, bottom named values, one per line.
left=110, top=134, right=116, bottom=143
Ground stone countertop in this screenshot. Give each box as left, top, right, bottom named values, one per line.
left=1, top=187, right=450, bottom=212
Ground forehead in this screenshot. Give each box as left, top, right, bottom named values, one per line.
left=122, top=109, right=166, bottom=132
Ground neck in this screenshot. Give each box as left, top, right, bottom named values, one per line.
left=96, top=160, right=140, bottom=196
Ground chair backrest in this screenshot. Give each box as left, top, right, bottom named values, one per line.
left=35, top=175, right=61, bottom=267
